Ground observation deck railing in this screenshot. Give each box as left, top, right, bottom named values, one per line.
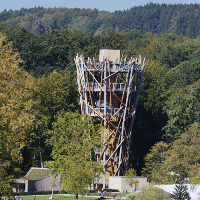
left=83, top=61, right=141, bottom=71
left=85, top=82, right=131, bottom=91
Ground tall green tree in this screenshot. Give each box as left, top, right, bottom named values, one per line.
left=163, top=80, right=200, bottom=142
left=166, top=122, right=200, bottom=179
left=45, top=111, right=103, bottom=200
left=0, top=34, right=37, bottom=197
left=129, top=59, right=168, bottom=174
left=21, top=70, right=78, bottom=172
left=142, top=141, right=169, bottom=184
left=167, top=60, right=200, bottom=90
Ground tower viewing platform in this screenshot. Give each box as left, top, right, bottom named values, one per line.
left=75, top=49, right=146, bottom=189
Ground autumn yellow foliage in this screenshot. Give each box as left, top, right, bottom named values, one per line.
left=0, top=33, right=37, bottom=197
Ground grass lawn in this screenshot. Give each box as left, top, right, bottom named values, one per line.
left=20, top=195, right=99, bottom=200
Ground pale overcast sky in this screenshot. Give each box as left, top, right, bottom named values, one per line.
left=0, top=0, right=199, bottom=13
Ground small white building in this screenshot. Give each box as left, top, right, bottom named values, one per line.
left=109, top=176, right=147, bottom=192
left=14, top=167, right=62, bottom=192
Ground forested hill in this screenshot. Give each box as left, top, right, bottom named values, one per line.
left=1, top=3, right=200, bottom=38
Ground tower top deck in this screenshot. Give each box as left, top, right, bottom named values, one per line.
left=75, top=49, right=144, bottom=74
left=81, top=59, right=143, bottom=73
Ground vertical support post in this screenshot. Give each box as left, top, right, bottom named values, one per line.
left=103, top=60, right=107, bottom=189
left=118, top=63, right=134, bottom=176
left=81, top=58, right=88, bottom=115
left=76, top=63, right=82, bottom=112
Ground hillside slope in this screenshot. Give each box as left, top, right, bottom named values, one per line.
left=1, top=3, right=200, bottom=38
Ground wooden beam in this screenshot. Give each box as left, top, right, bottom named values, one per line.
left=82, top=100, right=106, bottom=122
left=116, top=73, right=132, bottom=91
left=104, top=138, right=125, bottom=166
left=114, top=161, right=122, bottom=176
left=84, top=64, right=103, bottom=90
left=110, top=106, right=123, bottom=120
left=104, top=81, right=129, bottom=111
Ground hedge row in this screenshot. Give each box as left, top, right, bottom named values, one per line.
left=14, top=191, right=68, bottom=196
left=14, top=189, right=119, bottom=196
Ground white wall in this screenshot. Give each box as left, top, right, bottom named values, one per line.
left=109, top=176, right=147, bottom=192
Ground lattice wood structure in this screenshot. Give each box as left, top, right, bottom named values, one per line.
left=75, top=50, right=146, bottom=188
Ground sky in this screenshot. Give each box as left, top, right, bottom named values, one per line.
left=0, top=0, right=199, bottom=13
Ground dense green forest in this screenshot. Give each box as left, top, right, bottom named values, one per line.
left=0, top=3, right=200, bottom=38
left=1, top=4, right=200, bottom=195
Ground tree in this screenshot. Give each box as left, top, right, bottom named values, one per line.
left=120, top=29, right=142, bottom=42
left=167, top=60, right=200, bottom=90
left=0, top=33, right=37, bottom=197
left=125, top=168, right=138, bottom=192
left=190, top=168, right=200, bottom=185
left=142, top=141, right=169, bottom=184
left=163, top=81, right=200, bottom=142
left=45, top=111, right=103, bottom=200
left=129, top=59, right=169, bottom=174
left=166, top=122, right=200, bottom=179
left=173, top=183, right=190, bottom=200
left=128, top=183, right=172, bottom=200
left=20, top=69, right=78, bottom=172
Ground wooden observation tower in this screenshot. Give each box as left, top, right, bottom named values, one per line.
left=75, top=49, right=146, bottom=188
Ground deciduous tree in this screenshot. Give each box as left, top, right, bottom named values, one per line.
left=45, top=111, right=103, bottom=200
left=125, top=168, right=138, bottom=192
left=0, top=33, right=37, bottom=197
left=21, top=70, right=78, bottom=171
left=163, top=81, right=200, bottom=142
left=166, top=122, right=200, bottom=179
left=128, top=184, right=172, bottom=200
left=142, top=141, right=169, bottom=184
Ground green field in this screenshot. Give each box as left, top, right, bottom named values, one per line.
left=19, top=195, right=99, bottom=200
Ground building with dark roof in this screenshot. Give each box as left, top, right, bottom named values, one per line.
left=14, top=167, right=62, bottom=192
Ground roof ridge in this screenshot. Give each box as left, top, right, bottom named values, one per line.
left=22, top=167, right=50, bottom=180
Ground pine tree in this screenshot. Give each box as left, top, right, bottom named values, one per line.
left=173, top=183, right=191, bottom=200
